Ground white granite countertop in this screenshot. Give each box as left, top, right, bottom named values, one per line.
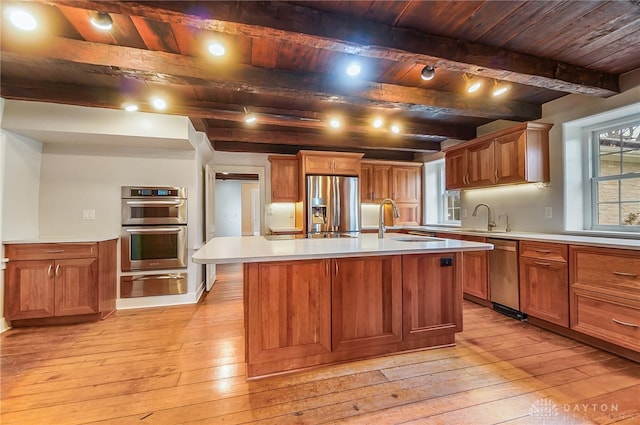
left=192, top=233, right=493, bottom=264
left=4, top=235, right=120, bottom=244
left=396, top=226, right=640, bottom=250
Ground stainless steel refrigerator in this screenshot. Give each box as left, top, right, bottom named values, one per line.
left=306, top=175, right=360, bottom=235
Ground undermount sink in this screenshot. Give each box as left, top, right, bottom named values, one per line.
left=389, top=236, right=445, bottom=242
left=462, top=229, right=506, bottom=234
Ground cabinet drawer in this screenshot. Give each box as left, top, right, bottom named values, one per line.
left=520, top=241, right=567, bottom=262
left=5, top=243, right=98, bottom=261
left=570, top=246, right=640, bottom=295
left=571, top=290, right=640, bottom=353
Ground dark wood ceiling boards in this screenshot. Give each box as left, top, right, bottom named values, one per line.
left=1, top=0, right=639, bottom=160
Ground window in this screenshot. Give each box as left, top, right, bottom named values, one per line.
left=424, top=159, right=460, bottom=225
left=591, top=120, right=640, bottom=230
left=440, top=165, right=461, bottom=223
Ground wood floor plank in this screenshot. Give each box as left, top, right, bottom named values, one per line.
left=1, top=264, right=638, bottom=425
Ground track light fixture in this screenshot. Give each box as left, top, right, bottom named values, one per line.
left=90, top=11, right=113, bottom=30
left=463, top=73, right=482, bottom=93
left=420, top=65, right=435, bottom=81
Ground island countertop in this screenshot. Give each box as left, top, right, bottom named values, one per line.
left=192, top=233, right=493, bottom=264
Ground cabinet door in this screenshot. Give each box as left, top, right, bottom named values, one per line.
left=269, top=157, right=299, bottom=202
left=519, top=257, right=569, bottom=326
left=371, top=165, right=392, bottom=202
left=466, top=140, right=495, bottom=187
left=333, top=157, right=361, bottom=176
left=445, top=149, right=467, bottom=189
left=54, top=258, right=99, bottom=317
left=245, top=260, right=331, bottom=364
left=494, top=131, right=526, bottom=185
left=360, top=163, right=373, bottom=202
left=394, top=203, right=421, bottom=226
left=5, top=260, right=55, bottom=320
left=392, top=166, right=421, bottom=203
left=461, top=250, right=489, bottom=300
left=332, top=256, right=402, bottom=351
left=403, top=254, right=461, bottom=340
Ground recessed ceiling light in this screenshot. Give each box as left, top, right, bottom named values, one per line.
left=245, top=114, right=257, bottom=124
left=372, top=118, right=384, bottom=129
left=124, top=104, right=139, bottom=112
left=329, top=117, right=342, bottom=129
left=467, top=81, right=482, bottom=93
left=208, top=42, right=226, bottom=57
left=8, top=8, right=38, bottom=31
left=90, top=12, right=113, bottom=30
left=390, top=124, right=401, bottom=134
left=346, top=63, right=361, bottom=77
left=152, top=97, right=167, bottom=110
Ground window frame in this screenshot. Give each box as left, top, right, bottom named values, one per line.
left=588, top=118, right=640, bottom=232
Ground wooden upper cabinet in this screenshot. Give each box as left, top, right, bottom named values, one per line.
left=444, top=149, right=467, bottom=189
left=392, top=166, right=421, bottom=203
left=444, top=122, right=552, bottom=190
left=298, top=150, right=363, bottom=176
left=466, top=140, right=495, bottom=187
left=268, top=155, right=299, bottom=202
left=360, top=161, right=392, bottom=203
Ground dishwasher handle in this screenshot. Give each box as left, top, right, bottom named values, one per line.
left=488, top=239, right=517, bottom=252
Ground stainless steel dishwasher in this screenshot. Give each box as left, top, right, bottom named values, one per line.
left=488, top=239, right=526, bottom=320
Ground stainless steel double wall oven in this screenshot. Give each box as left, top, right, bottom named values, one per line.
left=120, top=186, right=188, bottom=297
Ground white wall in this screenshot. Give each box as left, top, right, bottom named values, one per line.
left=455, top=69, right=640, bottom=234
left=215, top=180, right=243, bottom=236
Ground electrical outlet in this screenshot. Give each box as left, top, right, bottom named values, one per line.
left=462, top=209, right=467, bottom=218
left=82, top=209, right=95, bottom=220
left=544, top=207, right=552, bottom=219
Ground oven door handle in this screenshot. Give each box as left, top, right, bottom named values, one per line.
left=124, top=227, right=184, bottom=233
left=124, top=200, right=184, bottom=205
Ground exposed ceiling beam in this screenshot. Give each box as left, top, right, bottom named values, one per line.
left=1, top=36, right=541, bottom=121
left=208, top=128, right=441, bottom=152
left=0, top=78, right=474, bottom=142
left=211, top=141, right=416, bottom=161
left=54, top=0, right=620, bottom=97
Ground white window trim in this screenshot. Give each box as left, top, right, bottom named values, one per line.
left=563, top=103, right=640, bottom=235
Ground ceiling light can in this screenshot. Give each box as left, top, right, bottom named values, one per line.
left=208, top=42, right=226, bottom=56
left=420, top=65, right=435, bottom=81
left=152, top=97, right=167, bottom=110
left=90, top=11, right=113, bottom=30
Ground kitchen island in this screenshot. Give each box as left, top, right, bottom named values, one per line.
left=193, top=233, right=493, bottom=378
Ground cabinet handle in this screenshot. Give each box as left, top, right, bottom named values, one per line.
left=47, top=264, right=53, bottom=278
left=325, top=261, right=329, bottom=277
left=46, top=249, right=65, bottom=253
left=55, top=264, right=60, bottom=277
left=334, top=261, right=339, bottom=277
left=534, top=249, right=552, bottom=254
left=533, top=261, right=552, bottom=267
left=494, top=169, right=498, bottom=181
left=612, top=271, right=638, bottom=278
left=612, top=318, right=639, bottom=328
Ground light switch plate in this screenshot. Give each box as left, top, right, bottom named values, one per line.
left=82, top=209, right=96, bottom=220
left=544, top=207, right=552, bottom=219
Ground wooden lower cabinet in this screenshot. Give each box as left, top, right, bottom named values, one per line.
left=4, top=240, right=116, bottom=324
left=569, top=245, right=640, bottom=354
left=244, top=259, right=331, bottom=366
left=402, top=253, right=462, bottom=340
left=332, top=256, right=402, bottom=351
left=436, top=233, right=488, bottom=302
left=244, top=253, right=462, bottom=378
left=519, top=241, right=569, bottom=327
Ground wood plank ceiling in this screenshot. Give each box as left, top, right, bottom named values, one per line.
left=1, top=1, right=639, bottom=160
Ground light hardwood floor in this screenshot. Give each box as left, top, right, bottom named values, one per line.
left=1, top=264, right=639, bottom=424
